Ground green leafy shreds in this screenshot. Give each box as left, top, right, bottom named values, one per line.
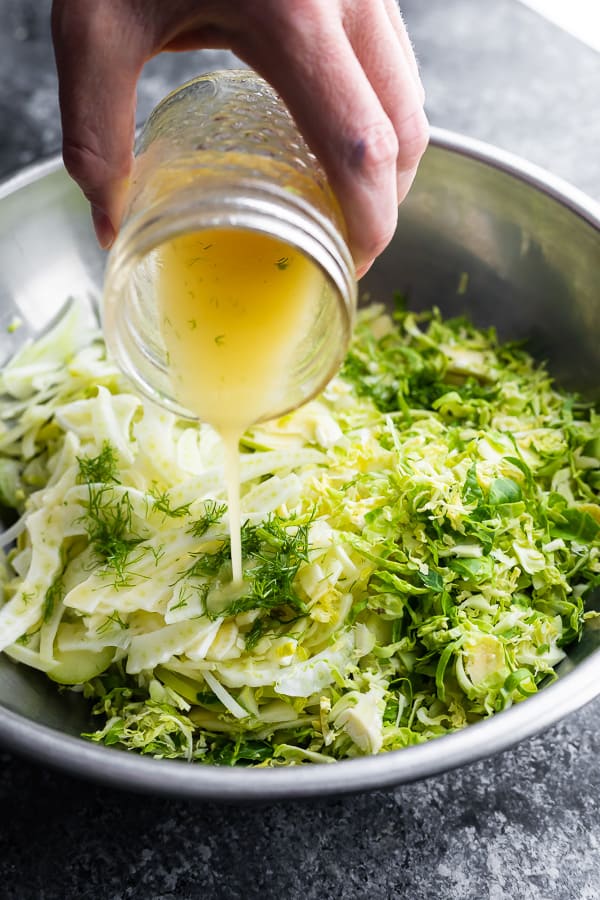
left=83, top=693, right=201, bottom=760
left=81, top=669, right=200, bottom=760
left=334, top=307, right=599, bottom=728
left=84, top=690, right=282, bottom=766
left=341, top=308, right=505, bottom=418
left=3, top=301, right=600, bottom=765
left=82, top=668, right=293, bottom=765
left=204, top=737, right=274, bottom=766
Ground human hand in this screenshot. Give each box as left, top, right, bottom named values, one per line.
left=52, top=0, right=428, bottom=276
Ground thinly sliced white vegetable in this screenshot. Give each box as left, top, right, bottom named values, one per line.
left=54, top=387, right=140, bottom=464
left=0, top=298, right=98, bottom=399
left=241, top=473, right=302, bottom=516
left=274, top=633, right=355, bottom=697
left=126, top=620, right=209, bottom=674
left=4, top=642, right=59, bottom=673
left=202, top=670, right=248, bottom=719
left=0, top=512, right=28, bottom=548
left=168, top=448, right=325, bottom=507
left=0, top=506, right=65, bottom=651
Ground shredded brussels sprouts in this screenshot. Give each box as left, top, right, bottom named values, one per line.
left=0, top=298, right=598, bottom=765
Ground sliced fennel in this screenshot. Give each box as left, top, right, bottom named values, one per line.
left=0, top=298, right=598, bottom=765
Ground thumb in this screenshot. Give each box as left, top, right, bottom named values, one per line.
left=52, top=1, right=147, bottom=247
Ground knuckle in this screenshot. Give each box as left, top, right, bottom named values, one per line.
left=62, top=141, right=101, bottom=185
left=61, top=140, right=126, bottom=201
left=242, top=0, right=320, bottom=35
left=369, top=221, right=398, bottom=258
left=63, top=136, right=131, bottom=181
left=347, top=121, right=399, bottom=175
left=356, top=218, right=398, bottom=264
left=272, top=0, right=321, bottom=23
left=396, top=108, right=429, bottom=171
left=53, top=0, right=104, bottom=45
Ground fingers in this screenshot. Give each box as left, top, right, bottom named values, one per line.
left=52, top=0, right=428, bottom=272
left=52, top=0, right=148, bottom=247
left=381, top=0, right=424, bottom=102
left=237, top=0, right=427, bottom=276
left=346, top=0, right=429, bottom=207
left=51, top=0, right=243, bottom=246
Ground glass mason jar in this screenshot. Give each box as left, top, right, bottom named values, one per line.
left=103, top=70, right=357, bottom=426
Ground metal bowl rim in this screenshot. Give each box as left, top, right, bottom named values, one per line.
left=0, top=126, right=599, bottom=801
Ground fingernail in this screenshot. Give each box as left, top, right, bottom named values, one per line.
left=91, top=205, right=115, bottom=250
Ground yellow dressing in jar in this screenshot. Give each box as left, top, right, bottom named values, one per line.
left=156, top=228, right=325, bottom=432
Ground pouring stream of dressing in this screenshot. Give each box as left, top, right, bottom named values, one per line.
left=155, top=227, right=327, bottom=583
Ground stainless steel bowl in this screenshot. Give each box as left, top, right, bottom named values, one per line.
left=0, top=128, right=599, bottom=801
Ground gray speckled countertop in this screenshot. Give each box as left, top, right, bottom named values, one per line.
left=1, top=1, right=599, bottom=898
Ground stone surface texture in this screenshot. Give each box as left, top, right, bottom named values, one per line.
left=0, top=1, right=599, bottom=898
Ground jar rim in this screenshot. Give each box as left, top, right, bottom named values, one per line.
left=108, top=174, right=356, bottom=325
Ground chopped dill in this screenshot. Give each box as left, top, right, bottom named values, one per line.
left=43, top=573, right=64, bottom=622
left=185, top=547, right=228, bottom=580
left=80, top=484, right=146, bottom=588
left=180, top=516, right=309, bottom=619
left=190, top=582, right=210, bottom=611
left=224, top=517, right=310, bottom=617
left=77, top=442, right=120, bottom=484
left=275, top=257, right=290, bottom=270
left=148, top=545, right=166, bottom=565
left=148, top=485, right=192, bottom=519
left=187, top=500, right=227, bottom=538
left=168, top=592, right=189, bottom=613
left=97, top=610, right=129, bottom=635
left=245, top=617, right=267, bottom=650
